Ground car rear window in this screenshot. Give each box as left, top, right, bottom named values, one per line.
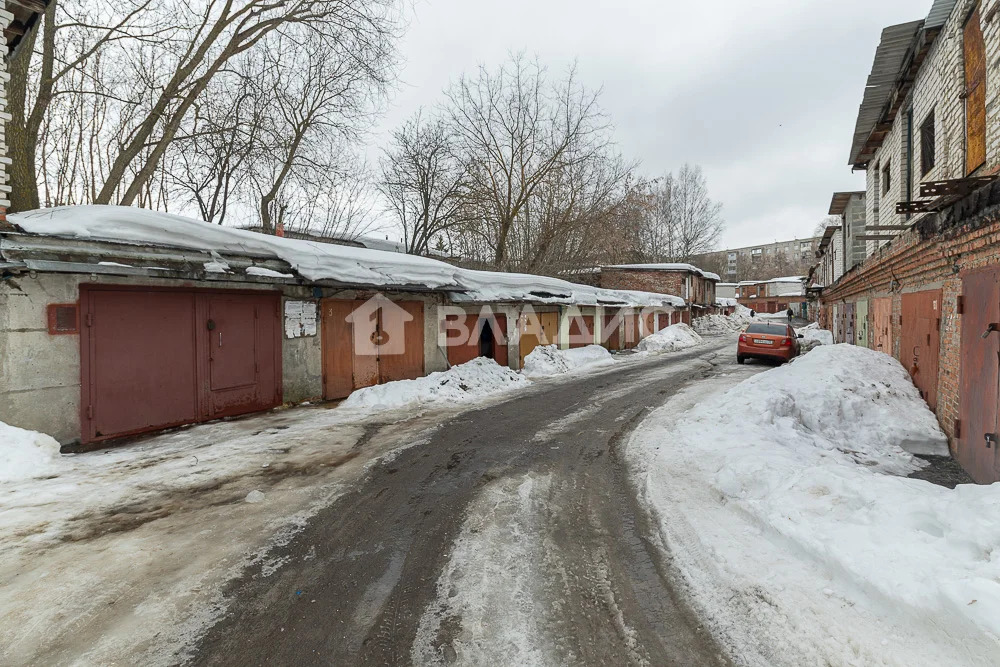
left=745, top=323, right=787, bottom=334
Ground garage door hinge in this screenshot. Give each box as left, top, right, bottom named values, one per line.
left=954, top=419, right=961, bottom=438
left=957, top=296, right=964, bottom=314
left=86, top=405, right=94, bottom=419
left=85, top=312, right=93, bottom=327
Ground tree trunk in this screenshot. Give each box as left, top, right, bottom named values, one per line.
left=6, top=22, right=40, bottom=212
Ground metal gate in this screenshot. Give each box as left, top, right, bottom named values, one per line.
left=445, top=313, right=508, bottom=366
left=80, top=287, right=281, bottom=443
left=832, top=305, right=841, bottom=342
left=854, top=299, right=869, bottom=348
left=568, top=313, right=595, bottom=348
left=321, top=298, right=424, bottom=399
left=602, top=310, right=621, bottom=351
left=959, top=268, right=1000, bottom=483
left=518, top=311, right=559, bottom=365
left=842, top=302, right=856, bottom=345
left=900, top=290, right=942, bottom=411
left=872, top=297, right=892, bottom=355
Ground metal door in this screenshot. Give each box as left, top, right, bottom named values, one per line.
left=378, top=301, right=424, bottom=383
left=568, top=314, right=594, bottom=348
left=322, top=299, right=355, bottom=400
left=539, top=312, right=559, bottom=346
left=965, top=6, right=987, bottom=175
left=82, top=289, right=199, bottom=442
left=446, top=313, right=481, bottom=367
left=601, top=311, right=621, bottom=351
left=900, top=290, right=942, bottom=411
left=832, top=305, right=841, bottom=342
left=843, top=302, right=855, bottom=345
left=206, top=295, right=259, bottom=416
left=657, top=312, right=670, bottom=331
left=855, top=299, right=869, bottom=348
left=492, top=314, right=509, bottom=367
left=872, top=297, right=892, bottom=355
left=959, top=268, right=1000, bottom=483
left=622, top=312, right=640, bottom=349
left=642, top=312, right=656, bottom=339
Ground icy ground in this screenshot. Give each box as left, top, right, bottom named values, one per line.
left=628, top=344, right=1000, bottom=666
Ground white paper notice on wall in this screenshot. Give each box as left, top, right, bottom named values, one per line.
left=284, top=300, right=318, bottom=338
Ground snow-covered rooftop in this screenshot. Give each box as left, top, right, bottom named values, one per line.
left=5, top=206, right=685, bottom=309
left=767, top=275, right=806, bottom=283
left=602, top=263, right=722, bottom=282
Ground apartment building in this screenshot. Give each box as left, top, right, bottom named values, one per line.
left=692, top=237, right=819, bottom=283
left=821, top=0, right=1000, bottom=483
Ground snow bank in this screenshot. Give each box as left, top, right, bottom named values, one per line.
left=634, top=345, right=1000, bottom=657
left=521, top=344, right=614, bottom=378
left=0, top=420, right=61, bottom=483
left=635, top=323, right=703, bottom=353
left=692, top=306, right=752, bottom=335
left=796, top=322, right=834, bottom=352
left=341, top=357, right=529, bottom=411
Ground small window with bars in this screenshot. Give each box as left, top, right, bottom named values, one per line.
left=47, top=304, right=79, bottom=335
left=920, top=111, right=936, bottom=175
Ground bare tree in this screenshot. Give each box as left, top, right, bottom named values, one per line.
left=671, top=164, right=724, bottom=261
left=444, top=53, right=613, bottom=270
left=814, top=215, right=841, bottom=236
left=378, top=110, right=467, bottom=255
left=7, top=0, right=164, bottom=211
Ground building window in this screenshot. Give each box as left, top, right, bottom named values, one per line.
left=920, top=111, right=935, bottom=175
left=882, top=162, right=891, bottom=195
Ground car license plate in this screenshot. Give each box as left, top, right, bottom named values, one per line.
left=753, top=339, right=773, bottom=345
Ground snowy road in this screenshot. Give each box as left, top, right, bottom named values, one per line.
left=190, top=339, right=738, bottom=666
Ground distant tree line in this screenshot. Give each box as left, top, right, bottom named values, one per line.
left=9, top=4, right=726, bottom=274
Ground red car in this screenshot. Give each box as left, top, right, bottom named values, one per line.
left=737, top=322, right=803, bottom=365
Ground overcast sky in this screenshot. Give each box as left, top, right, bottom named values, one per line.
left=368, top=0, right=930, bottom=249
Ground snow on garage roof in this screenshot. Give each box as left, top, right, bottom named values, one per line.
left=767, top=276, right=805, bottom=283
left=602, top=263, right=722, bottom=282
left=9, top=205, right=462, bottom=290
left=5, top=206, right=685, bottom=309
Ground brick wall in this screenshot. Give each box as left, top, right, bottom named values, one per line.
left=599, top=269, right=686, bottom=299
left=821, top=181, right=1000, bottom=482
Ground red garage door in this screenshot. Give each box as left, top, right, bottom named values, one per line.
left=81, top=287, right=281, bottom=443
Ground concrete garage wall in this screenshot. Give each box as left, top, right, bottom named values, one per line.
left=0, top=273, right=82, bottom=442
left=0, top=272, right=447, bottom=443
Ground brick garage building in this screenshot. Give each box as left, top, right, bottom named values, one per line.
left=822, top=0, right=1000, bottom=483
left=597, top=264, right=720, bottom=322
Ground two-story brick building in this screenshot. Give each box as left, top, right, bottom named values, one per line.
left=597, top=264, right=720, bottom=322
left=821, top=0, right=1000, bottom=483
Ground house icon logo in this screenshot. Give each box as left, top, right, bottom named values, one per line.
left=346, top=293, right=414, bottom=356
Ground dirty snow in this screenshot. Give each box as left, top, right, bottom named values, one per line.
left=341, top=357, right=529, bottom=411
left=629, top=344, right=999, bottom=665
left=796, top=322, right=834, bottom=352
left=521, top=344, right=614, bottom=378
left=413, top=473, right=556, bottom=666
left=635, top=323, right=703, bottom=353
left=246, top=266, right=294, bottom=279
left=0, top=420, right=61, bottom=483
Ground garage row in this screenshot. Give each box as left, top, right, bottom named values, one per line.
left=0, top=208, right=695, bottom=447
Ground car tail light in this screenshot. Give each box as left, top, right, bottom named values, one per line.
left=781, top=337, right=792, bottom=346
left=739, top=334, right=746, bottom=343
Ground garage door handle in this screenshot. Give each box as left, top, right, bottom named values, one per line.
left=986, top=433, right=997, bottom=449
left=982, top=323, right=998, bottom=339
left=219, top=332, right=223, bottom=347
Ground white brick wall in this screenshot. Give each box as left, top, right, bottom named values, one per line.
left=864, top=0, right=999, bottom=258
left=0, top=8, right=11, bottom=212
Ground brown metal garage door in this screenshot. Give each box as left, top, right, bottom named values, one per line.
left=872, top=297, right=892, bottom=355
left=80, top=287, right=281, bottom=444
left=959, top=268, right=1000, bottom=483
left=568, top=314, right=594, bottom=348
left=601, top=311, right=621, bottom=351
left=321, top=298, right=425, bottom=399
left=900, top=290, right=942, bottom=411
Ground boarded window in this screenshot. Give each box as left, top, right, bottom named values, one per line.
left=920, top=111, right=936, bottom=175
left=964, top=6, right=987, bottom=175
left=882, top=161, right=891, bottom=195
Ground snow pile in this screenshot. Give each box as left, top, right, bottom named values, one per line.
left=341, top=357, right=529, bottom=411
left=0, top=420, right=61, bottom=483
left=693, top=307, right=753, bottom=335
left=632, top=345, right=1000, bottom=657
left=635, top=323, right=703, bottom=353
left=521, top=344, right=614, bottom=378
left=796, top=322, right=834, bottom=352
